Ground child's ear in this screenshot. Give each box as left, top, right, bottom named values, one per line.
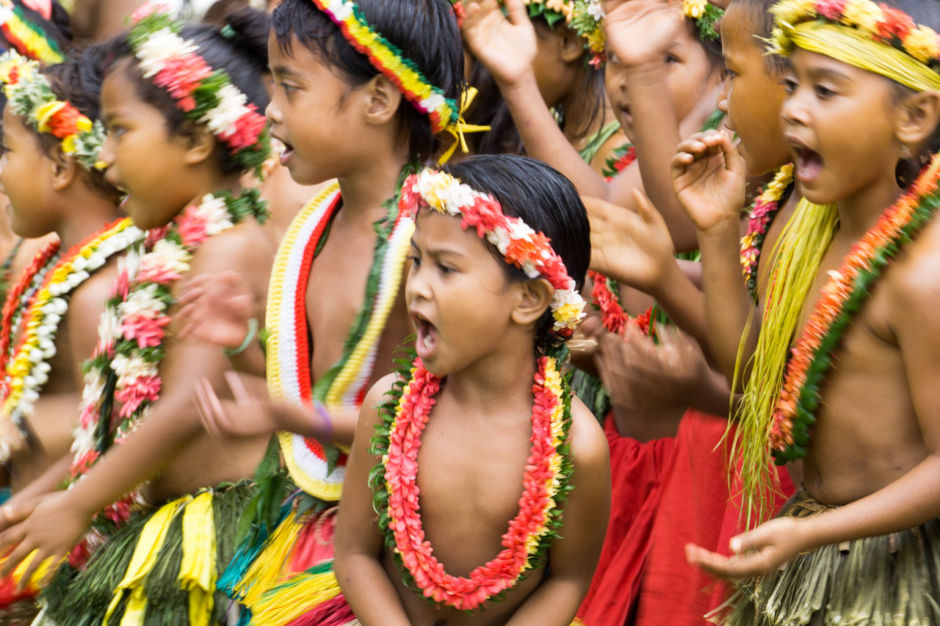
left=896, top=90, right=940, bottom=148
left=511, top=278, right=554, bottom=327
left=181, top=125, right=216, bottom=165
left=363, top=74, right=403, bottom=126
left=559, top=28, right=584, bottom=64
left=49, top=147, right=79, bottom=192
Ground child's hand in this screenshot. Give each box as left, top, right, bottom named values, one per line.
left=585, top=190, right=677, bottom=294
left=672, top=129, right=747, bottom=234
left=462, top=0, right=537, bottom=88
left=603, top=0, right=684, bottom=68
left=685, top=516, right=807, bottom=579
left=0, top=491, right=89, bottom=589
left=177, top=271, right=257, bottom=350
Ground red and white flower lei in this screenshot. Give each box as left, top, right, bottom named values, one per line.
left=68, top=190, right=267, bottom=529
left=376, top=355, right=572, bottom=610
left=0, top=218, right=143, bottom=463
left=399, top=169, right=585, bottom=339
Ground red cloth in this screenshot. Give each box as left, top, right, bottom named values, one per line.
left=577, top=411, right=795, bottom=626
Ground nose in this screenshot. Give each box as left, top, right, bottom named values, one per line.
left=717, top=77, right=729, bottom=114
left=98, top=133, right=115, bottom=170
left=780, top=89, right=810, bottom=129
left=266, top=97, right=282, bottom=125
left=404, top=258, right=430, bottom=305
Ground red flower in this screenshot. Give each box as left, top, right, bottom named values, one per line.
left=815, top=0, right=846, bottom=20
left=877, top=3, right=914, bottom=41
left=46, top=104, right=82, bottom=139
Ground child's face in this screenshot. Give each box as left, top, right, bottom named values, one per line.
left=604, top=23, right=717, bottom=140
left=406, top=209, right=528, bottom=377
left=267, top=32, right=366, bottom=186
left=718, top=4, right=791, bottom=175
left=0, top=108, right=56, bottom=238
left=780, top=50, right=900, bottom=206
left=98, top=62, right=198, bottom=230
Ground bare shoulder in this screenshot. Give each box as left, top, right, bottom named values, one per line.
left=567, top=394, right=610, bottom=469
left=361, top=373, right=402, bottom=425
left=68, top=261, right=119, bottom=318
left=187, top=220, right=273, bottom=275
left=887, top=215, right=940, bottom=318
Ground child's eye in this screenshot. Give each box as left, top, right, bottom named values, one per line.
left=437, top=262, right=455, bottom=276
left=278, top=81, right=298, bottom=95
left=780, top=76, right=798, bottom=94
left=725, top=68, right=737, bottom=80
left=813, top=83, right=836, bottom=99
left=664, top=52, right=680, bottom=64
left=406, top=254, right=421, bottom=268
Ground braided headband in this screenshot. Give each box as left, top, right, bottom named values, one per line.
left=0, top=50, right=105, bottom=170
left=128, top=2, right=270, bottom=174
left=400, top=168, right=586, bottom=340
left=0, top=0, right=62, bottom=65
left=769, top=0, right=940, bottom=92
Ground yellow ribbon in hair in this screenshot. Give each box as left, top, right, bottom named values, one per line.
left=178, top=491, right=216, bottom=626
left=104, top=496, right=191, bottom=626
left=786, top=21, right=940, bottom=92
left=438, top=86, right=491, bottom=165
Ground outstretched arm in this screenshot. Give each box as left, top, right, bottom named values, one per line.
left=506, top=400, right=610, bottom=625
left=334, top=376, right=411, bottom=626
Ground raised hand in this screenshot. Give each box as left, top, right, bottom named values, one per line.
left=177, top=271, right=257, bottom=350
left=585, top=190, right=677, bottom=294
left=672, top=129, right=748, bottom=233
left=603, top=0, right=685, bottom=67
left=686, top=516, right=807, bottom=579
left=461, top=0, right=537, bottom=87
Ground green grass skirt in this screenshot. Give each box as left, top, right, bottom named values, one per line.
left=714, top=487, right=940, bottom=626
left=37, top=481, right=255, bottom=626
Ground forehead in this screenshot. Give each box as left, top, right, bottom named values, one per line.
left=720, top=4, right=764, bottom=56
left=412, top=208, right=494, bottom=254
left=100, top=59, right=139, bottom=111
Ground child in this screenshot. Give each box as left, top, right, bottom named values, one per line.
left=181, top=0, right=466, bottom=622
left=0, top=47, right=143, bottom=619
left=334, top=154, right=610, bottom=625
left=678, top=0, right=940, bottom=622
left=0, top=7, right=275, bottom=623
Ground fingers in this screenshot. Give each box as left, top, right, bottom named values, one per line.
left=685, top=543, right=760, bottom=580
left=0, top=529, right=27, bottom=577
left=224, top=371, right=251, bottom=404
left=716, top=127, right=747, bottom=177
left=194, top=378, right=224, bottom=438
left=503, top=0, right=529, bottom=25
left=630, top=189, right=668, bottom=232
left=17, top=549, right=52, bottom=593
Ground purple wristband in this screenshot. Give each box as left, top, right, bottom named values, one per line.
left=312, top=399, right=333, bottom=443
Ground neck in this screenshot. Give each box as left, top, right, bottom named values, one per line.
left=836, top=169, right=903, bottom=240
left=444, top=333, right=541, bottom=416
left=338, top=139, right=410, bottom=222
left=55, top=190, right=121, bottom=251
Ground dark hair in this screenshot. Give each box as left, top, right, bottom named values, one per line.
left=442, top=154, right=590, bottom=354
left=19, top=44, right=117, bottom=199
left=271, top=0, right=464, bottom=163
left=0, top=0, right=72, bottom=59
left=107, top=8, right=270, bottom=176
left=731, top=0, right=786, bottom=72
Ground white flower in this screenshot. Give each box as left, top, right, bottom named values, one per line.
left=587, top=0, right=604, bottom=21
left=97, top=308, right=122, bottom=344
left=201, top=84, right=249, bottom=136
left=81, top=370, right=106, bottom=406
left=112, top=353, right=158, bottom=381
left=118, top=283, right=166, bottom=319
left=191, top=194, right=234, bottom=235
left=71, top=424, right=95, bottom=455
left=136, top=28, right=196, bottom=78
left=140, top=238, right=190, bottom=276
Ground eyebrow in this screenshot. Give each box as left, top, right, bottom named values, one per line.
left=270, top=65, right=305, bottom=81
left=409, top=239, right=468, bottom=259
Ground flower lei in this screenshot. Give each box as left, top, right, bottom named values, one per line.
left=400, top=169, right=586, bottom=340
left=0, top=0, right=62, bottom=65
left=769, top=0, right=940, bottom=70
left=601, top=142, right=636, bottom=180
left=768, top=154, right=940, bottom=463
left=371, top=355, right=573, bottom=611
left=681, top=0, right=723, bottom=42
left=127, top=3, right=270, bottom=175
left=0, top=50, right=107, bottom=170
left=312, top=0, right=459, bottom=133
left=522, top=0, right=606, bottom=67
left=740, top=164, right=794, bottom=300
left=68, top=189, right=268, bottom=529
left=0, top=219, right=143, bottom=463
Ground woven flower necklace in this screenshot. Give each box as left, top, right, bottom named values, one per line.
left=68, top=189, right=267, bottom=530
left=0, top=218, right=143, bottom=462
left=769, top=154, right=940, bottom=463
left=371, top=355, right=574, bottom=611
left=740, top=164, right=794, bottom=300
left=0, top=240, right=60, bottom=368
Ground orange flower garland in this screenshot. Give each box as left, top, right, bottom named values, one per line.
left=769, top=153, right=940, bottom=462
left=371, top=355, right=573, bottom=610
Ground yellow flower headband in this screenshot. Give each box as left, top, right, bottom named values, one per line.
left=769, top=0, right=940, bottom=92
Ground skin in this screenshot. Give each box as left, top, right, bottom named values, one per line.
left=0, top=59, right=274, bottom=583
left=461, top=0, right=722, bottom=253
left=0, top=107, right=120, bottom=495
left=685, top=50, right=940, bottom=578
left=334, top=210, right=610, bottom=625
left=182, top=33, right=417, bottom=449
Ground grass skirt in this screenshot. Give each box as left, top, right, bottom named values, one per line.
left=715, top=487, right=940, bottom=626
left=37, top=481, right=254, bottom=626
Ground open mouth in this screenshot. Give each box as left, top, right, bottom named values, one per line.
left=792, top=144, right=824, bottom=184
left=273, top=135, right=294, bottom=166
left=411, top=311, right=438, bottom=359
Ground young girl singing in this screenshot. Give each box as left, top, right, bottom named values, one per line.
left=678, top=0, right=940, bottom=622
left=0, top=6, right=275, bottom=623
left=335, top=154, right=610, bottom=625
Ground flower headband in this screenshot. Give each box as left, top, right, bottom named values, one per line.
left=681, top=0, right=723, bottom=42
left=311, top=0, right=460, bottom=134
left=768, top=0, right=940, bottom=92
left=0, top=50, right=106, bottom=170
left=0, top=0, right=63, bottom=65
left=128, top=2, right=270, bottom=174
left=400, top=168, right=586, bottom=340
left=523, top=0, right=607, bottom=67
